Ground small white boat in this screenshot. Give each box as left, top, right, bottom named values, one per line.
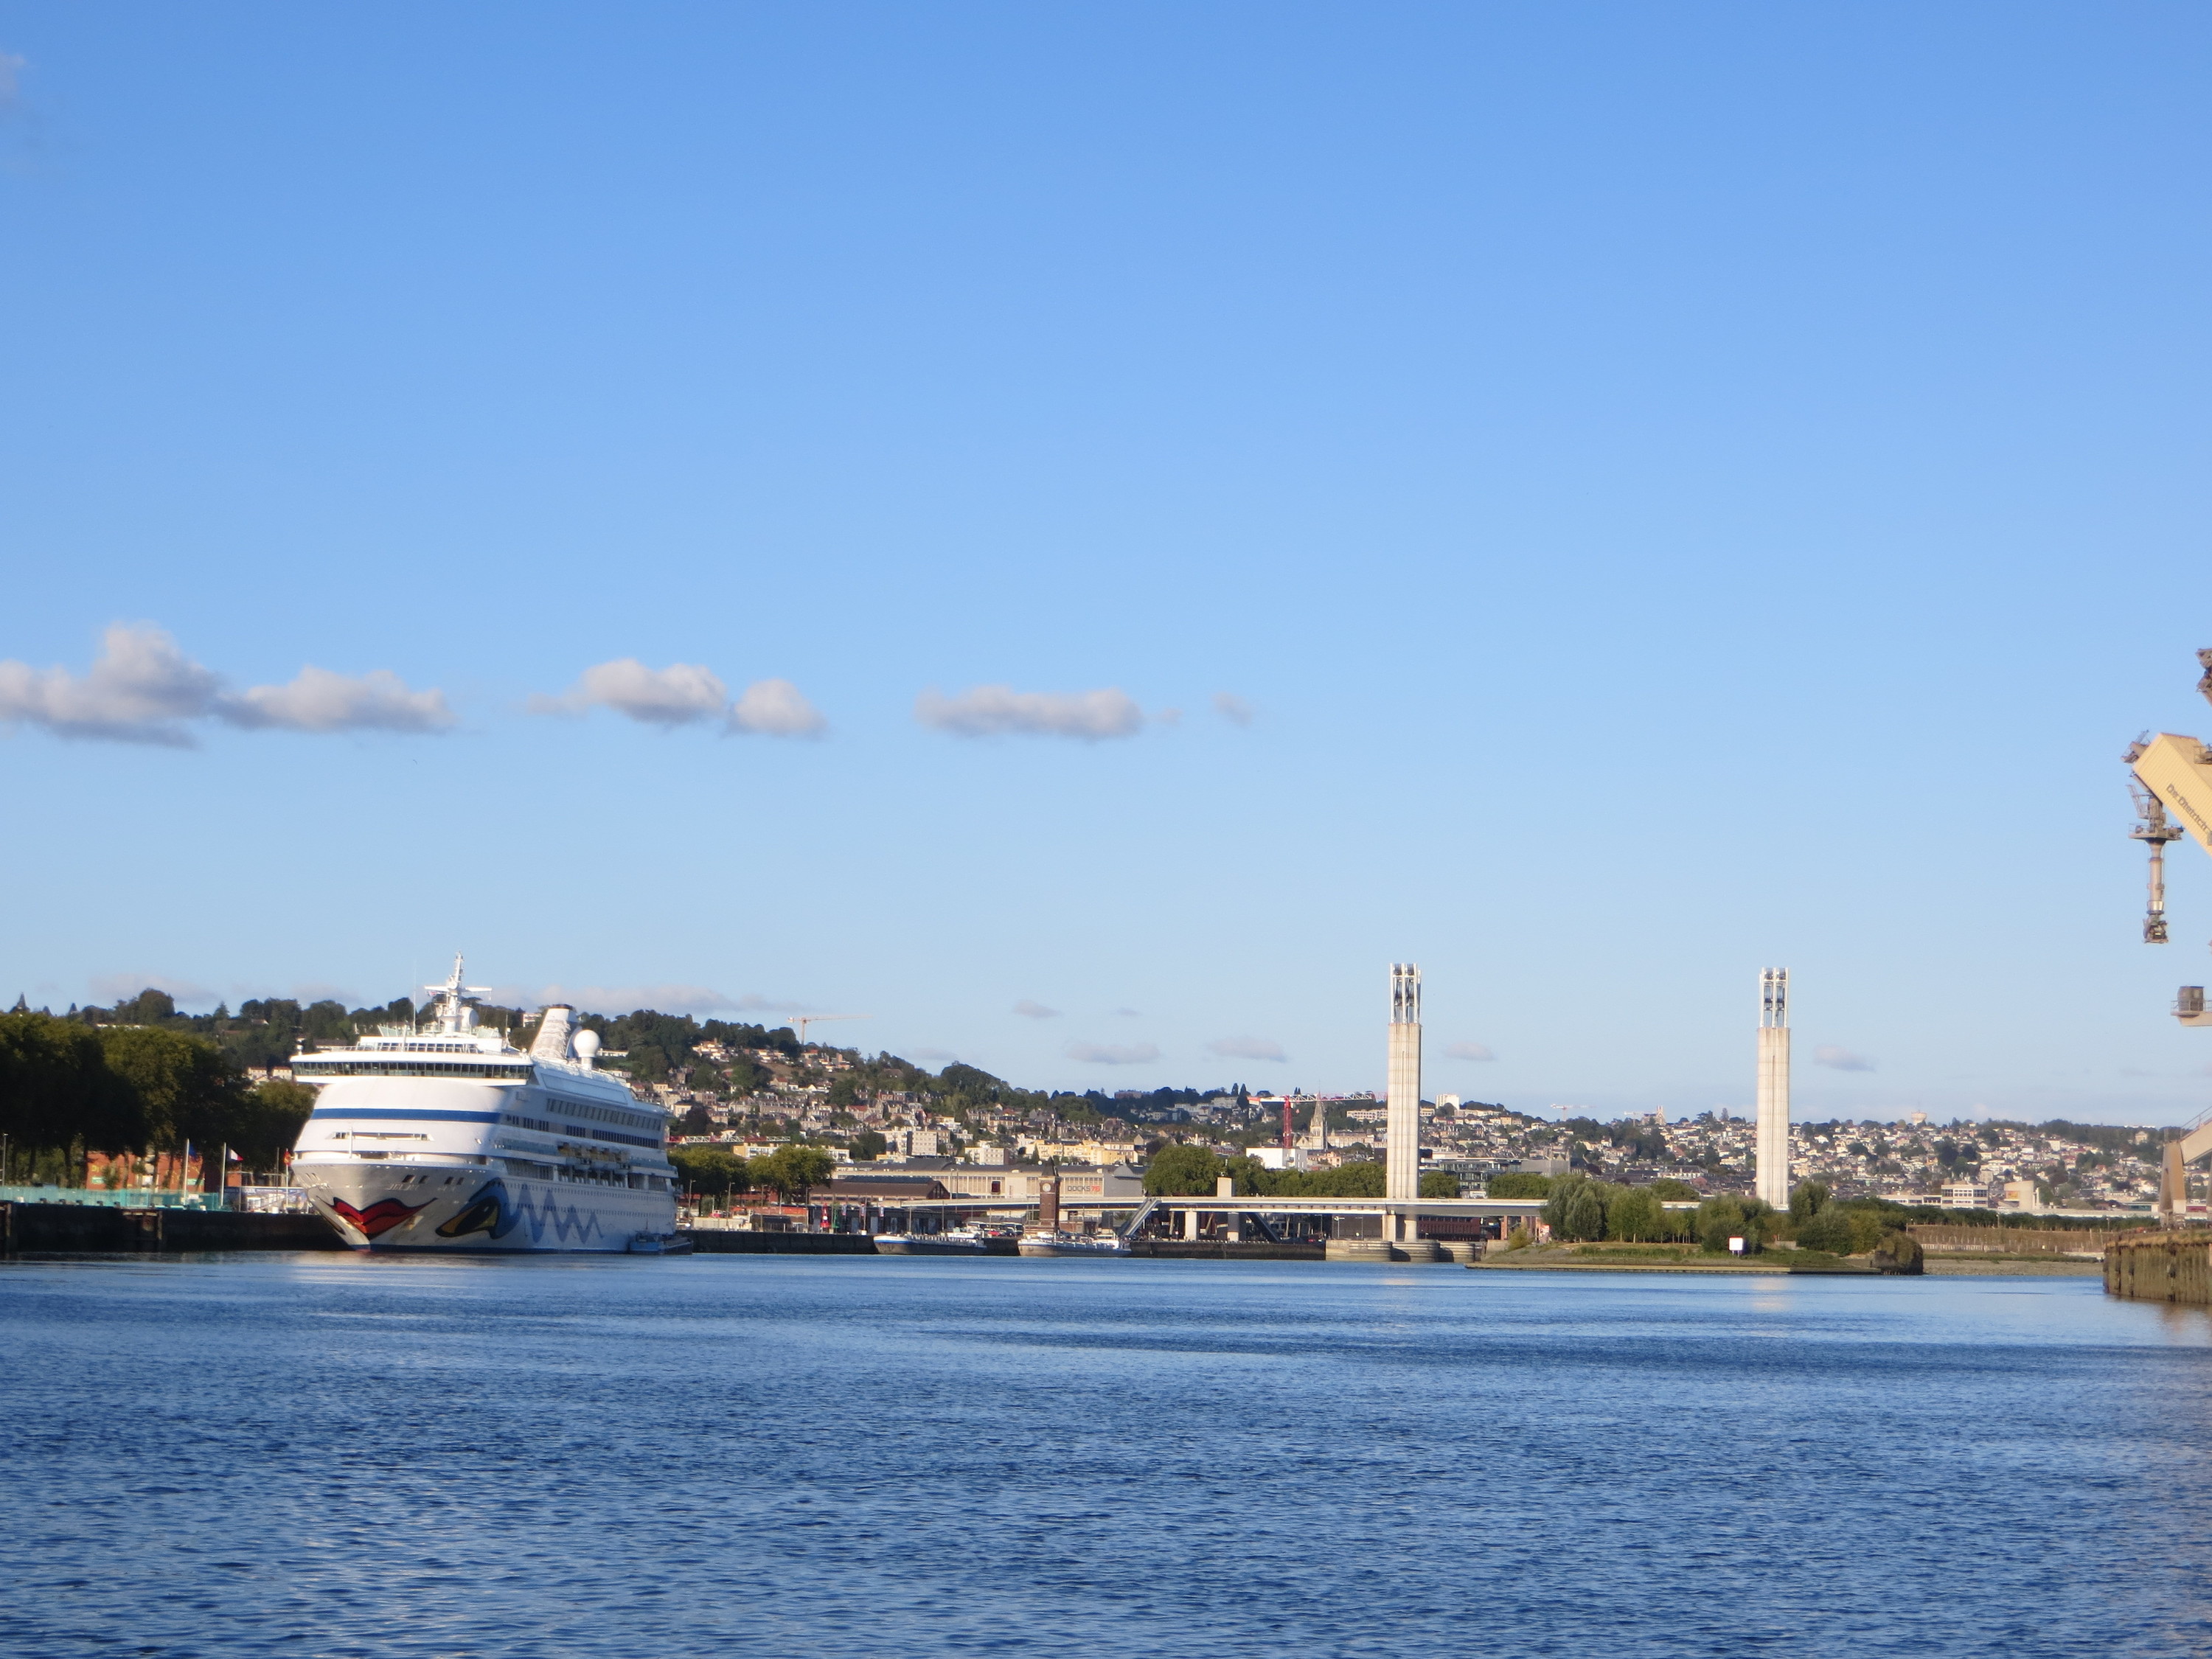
left=1017, top=1228, right=1130, bottom=1258
left=627, top=1231, right=694, bottom=1255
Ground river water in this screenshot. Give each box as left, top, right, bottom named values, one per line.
left=3, top=1255, right=2208, bottom=1658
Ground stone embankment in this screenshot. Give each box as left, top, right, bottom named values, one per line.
left=2104, top=1230, right=2212, bottom=1302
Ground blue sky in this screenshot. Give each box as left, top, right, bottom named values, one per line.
left=3, top=3, right=2209, bottom=1123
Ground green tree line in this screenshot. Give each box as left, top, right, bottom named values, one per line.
left=667, top=1144, right=835, bottom=1205
left=0, top=1010, right=315, bottom=1179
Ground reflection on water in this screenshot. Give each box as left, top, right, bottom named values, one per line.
left=4, top=1256, right=2211, bottom=1658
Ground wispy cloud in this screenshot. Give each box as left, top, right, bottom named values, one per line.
left=1213, top=692, right=1254, bottom=726
left=86, top=971, right=217, bottom=1009
left=1208, top=1035, right=1286, bottom=1062
left=535, top=658, right=825, bottom=737
left=221, top=666, right=453, bottom=733
left=493, top=984, right=807, bottom=1018
left=1066, top=1040, right=1159, bottom=1065
left=1446, top=1041, right=1498, bottom=1062
left=1013, top=999, right=1060, bottom=1020
left=0, top=625, right=452, bottom=744
left=1813, top=1045, right=1874, bottom=1072
left=915, top=684, right=1142, bottom=740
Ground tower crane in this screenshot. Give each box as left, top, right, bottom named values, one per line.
left=790, top=1013, right=869, bottom=1046
left=2123, top=649, right=2212, bottom=1217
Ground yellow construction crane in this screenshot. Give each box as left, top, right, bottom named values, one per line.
left=790, top=1013, right=868, bottom=1046
left=2124, top=649, right=2212, bottom=1216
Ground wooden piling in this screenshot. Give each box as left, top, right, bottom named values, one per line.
left=2104, top=1230, right=2212, bottom=1302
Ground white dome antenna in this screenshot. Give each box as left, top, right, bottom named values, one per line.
left=573, top=1029, right=602, bottom=1068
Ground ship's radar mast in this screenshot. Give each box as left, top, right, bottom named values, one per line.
left=423, top=953, right=493, bottom=1034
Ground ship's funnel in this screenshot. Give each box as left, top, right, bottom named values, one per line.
left=532, top=1004, right=577, bottom=1060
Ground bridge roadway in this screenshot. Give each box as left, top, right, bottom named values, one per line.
left=872, top=1193, right=1551, bottom=1242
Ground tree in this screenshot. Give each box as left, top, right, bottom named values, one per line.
left=1606, top=1185, right=1666, bottom=1242
left=0, top=1011, right=143, bottom=1160
left=1560, top=1183, right=1607, bottom=1241
left=1790, top=1180, right=1832, bottom=1224
left=112, top=987, right=177, bottom=1026
left=1486, top=1172, right=1552, bottom=1199
left=669, top=1145, right=751, bottom=1205
left=1696, top=1195, right=1775, bottom=1254
left=234, top=1081, right=315, bottom=1168
left=96, top=1027, right=248, bottom=1151
left=748, top=1145, right=833, bottom=1204
left=849, top=1130, right=887, bottom=1162
left=1419, top=1171, right=1460, bottom=1198
left=1143, top=1144, right=1222, bottom=1196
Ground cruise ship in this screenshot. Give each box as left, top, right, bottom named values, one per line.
left=289, top=959, right=680, bottom=1253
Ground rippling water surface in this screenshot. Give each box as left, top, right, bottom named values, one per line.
left=4, top=1255, right=2211, bottom=1658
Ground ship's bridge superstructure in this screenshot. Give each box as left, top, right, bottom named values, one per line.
left=288, top=956, right=677, bottom=1251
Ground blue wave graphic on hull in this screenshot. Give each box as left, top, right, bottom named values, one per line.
left=428, top=1178, right=617, bottom=1248
left=509, top=1184, right=605, bottom=1247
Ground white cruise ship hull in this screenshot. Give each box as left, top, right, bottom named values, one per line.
left=285, top=964, right=682, bottom=1255
left=299, top=1161, right=674, bottom=1253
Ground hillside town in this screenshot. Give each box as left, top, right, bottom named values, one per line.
left=640, top=1024, right=2163, bottom=1214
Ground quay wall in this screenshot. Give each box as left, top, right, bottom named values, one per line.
left=2104, top=1231, right=2212, bottom=1303
left=1, top=1201, right=343, bottom=1254
left=1130, top=1240, right=1325, bottom=1261
left=1911, top=1224, right=2122, bottom=1257
left=682, top=1230, right=880, bottom=1256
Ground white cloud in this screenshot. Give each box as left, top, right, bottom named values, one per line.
left=534, top=658, right=728, bottom=725
left=1814, top=1045, right=1874, bottom=1072
left=219, top=666, right=453, bottom=733
left=729, top=677, right=827, bottom=737
left=1207, top=1035, right=1286, bottom=1062
left=915, top=684, right=1143, bottom=740
left=1013, top=1000, right=1060, bottom=1020
left=1065, top=1040, right=1159, bottom=1065
left=1446, top=1041, right=1498, bottom=1062
left=537, top=658, right=825, bottom=737
left=0, top=624, right=223, bottom=745
left=1213, top=691, right=1254, bottom=726
left=0, top=625, right=453, bottom=743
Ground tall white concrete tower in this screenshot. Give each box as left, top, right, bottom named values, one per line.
left=1386, top=964, right=1422, bottom=1205
left=1755, top=967, right=1792, bottom=1212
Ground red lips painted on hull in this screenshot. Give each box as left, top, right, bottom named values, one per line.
left=329, top=1196, right=428, bottom=1239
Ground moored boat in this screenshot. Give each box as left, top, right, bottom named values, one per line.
left=1017, top=1228, right=1131, bottom=1257
left=876, top=1225, right=991, bottom=1255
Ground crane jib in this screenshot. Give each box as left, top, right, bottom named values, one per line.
left=2131, top=734, right=2212, bottom=854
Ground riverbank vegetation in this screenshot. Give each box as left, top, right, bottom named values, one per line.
left=0, top=1009, right=313, bottom=1180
